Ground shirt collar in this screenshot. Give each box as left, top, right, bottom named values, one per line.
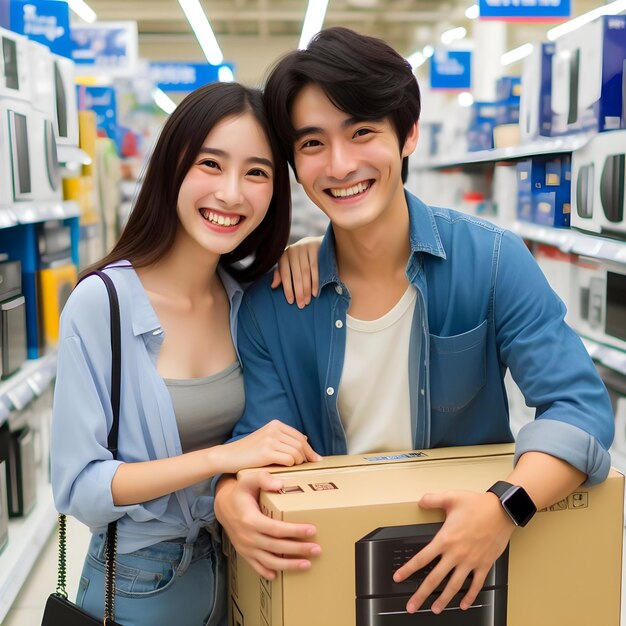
left=318, top=189, right=446, bottom=289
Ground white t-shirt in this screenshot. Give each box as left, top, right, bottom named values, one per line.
left=338, top=285, right=416, bottom=454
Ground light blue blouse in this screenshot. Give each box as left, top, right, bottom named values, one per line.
left=50, top=262, right=244, bottom=553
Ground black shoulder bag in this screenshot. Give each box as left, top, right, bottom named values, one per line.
left=42, top=270, right=123, bottom=626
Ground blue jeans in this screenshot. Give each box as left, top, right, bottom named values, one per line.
left=76, top=531, right=226, bottom=626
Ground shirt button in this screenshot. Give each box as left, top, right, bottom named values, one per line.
left=335, top=320, right=343, bottom=329
left=420, top=388, right=425, bottom=396
left=326, top=387, right=335, bottom=396
left=153, top=328, right=163, bottom=336
left=335, top=285, right=343, bottom=295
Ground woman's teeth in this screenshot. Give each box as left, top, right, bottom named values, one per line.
left=329, top=181, right=371, bottom=198
left=201, top=209, right=241, bottom=226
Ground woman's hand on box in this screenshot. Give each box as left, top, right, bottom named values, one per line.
left=392, top=490, right=514, bottom=615
left=214, top=472, right=322, bottom=580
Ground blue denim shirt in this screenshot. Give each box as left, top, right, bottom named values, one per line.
left=50, top=262, right=244, bottom=553
left=233, top=191, right=613, bottom=485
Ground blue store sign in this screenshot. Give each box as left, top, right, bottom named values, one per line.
left=149, top=62, right=235, bottom=92
left=9, top=0, right=72, bottom=57
left=430, top=50, right=472, bottom=90
left=78, top=85, right=118, bottom=143
left=479, top=0, right=571, bottom=21
left=71, top=21, right=138, bottom=76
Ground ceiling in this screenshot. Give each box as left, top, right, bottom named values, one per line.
left=84, top=0, right=605, bottom=86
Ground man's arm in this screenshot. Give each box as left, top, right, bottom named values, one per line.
left=216, top=289, right=322, bottom=578
left=394, top=451, right=585, bottom=614
left=395, top=230, right=612, bottom=614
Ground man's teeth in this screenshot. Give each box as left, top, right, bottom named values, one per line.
left=201, top=209, right=241, bottom=226
left=329, top=181, right=370, bottom=198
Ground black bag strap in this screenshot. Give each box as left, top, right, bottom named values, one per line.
left=56, top=269, right=122, bottom=625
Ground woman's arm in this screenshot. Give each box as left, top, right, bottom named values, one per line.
left=271, top=236, right=322, bottom=308
left=111, top=419, right=321, bottom=505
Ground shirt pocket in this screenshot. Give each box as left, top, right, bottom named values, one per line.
left=429, top=319, right=488, bottom=412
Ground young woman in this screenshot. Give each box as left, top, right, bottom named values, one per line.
left=50, top=82, right=321, bottom=626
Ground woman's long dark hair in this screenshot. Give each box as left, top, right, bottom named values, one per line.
left=84, top=82, right=291, bottom=282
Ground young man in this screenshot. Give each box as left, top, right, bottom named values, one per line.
left=215, top=27, right=614, bottom=616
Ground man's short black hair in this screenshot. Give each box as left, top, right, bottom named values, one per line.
left=263, top=26, right=421, bottom=180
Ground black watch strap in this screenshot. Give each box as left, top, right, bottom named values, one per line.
left=488, top=480, right=515, bottom=498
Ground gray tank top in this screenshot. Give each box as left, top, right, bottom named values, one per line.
left=164, top=361, right=245, bottom=454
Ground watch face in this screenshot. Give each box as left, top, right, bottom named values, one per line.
left=503, top=487, right=537, bottom=527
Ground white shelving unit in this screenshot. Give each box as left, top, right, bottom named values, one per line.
left=414, top=133, right=594, bottom=170
left=0, top=354, right=57, bottom=425
left=0, top=475, right=56, bottom=623
left=0, top=354, right=58, bottom=621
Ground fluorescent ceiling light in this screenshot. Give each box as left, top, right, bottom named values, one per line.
left=406, top=51, right=426, bottom=70
left=423, top=45, right=435, bottom=58
left=465, top=4, right=479, bottom=20
left=178, top=0, right=224, bottom=64
left=67, top=0, right=97, bottom=23
left=299, top=0, right=330, bottom=50
left=501, top=43, right=534, bottom=66
left=547, top=0, right=626, bottom=40
left=441, top=26, right=467, bottom=45
left=458, top=92, right=474, bottom=107
left=218, top=66, right=235, bottom=82
left=152, top=88, right=177, bottom=114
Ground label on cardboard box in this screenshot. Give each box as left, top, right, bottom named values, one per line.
left=228, top=444, right=624, bottom=626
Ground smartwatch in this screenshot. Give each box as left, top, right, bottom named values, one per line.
left=487, top=481, right=537, bottom=527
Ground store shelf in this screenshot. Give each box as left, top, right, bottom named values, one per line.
left=0, top=478, right=56, bottom=623
left=0, top=354, right=57, bottom=426
left=511, top=222, right=626, bottom=268
left=415, top=133, right=593, bottom=170
left=0, top=208, right=18, bottom=229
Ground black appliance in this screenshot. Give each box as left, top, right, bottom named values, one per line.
left=0, top=259, right=27, bottom=379
left=567, top=49, right=580, bottom=125
left=37, top=220, right=72, bottom=267
left=576, top=163, right=594, bottom=218
left=606, top=270, right=626, bottom=343
left=0, top=422, right=37, bottom=517
left=356, top=523, right=508, bottom=625
left=600, top=153, right=625, bottom=224
left=0, top=459, right=8, bottom=554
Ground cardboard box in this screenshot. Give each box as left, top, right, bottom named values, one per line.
left=227, top=444, right=624, bottom=626
left=520, top=42, right=555, bottom=140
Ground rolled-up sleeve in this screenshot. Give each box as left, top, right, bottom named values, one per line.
left=495, top=231, right=614, bottom=485
left=50, top=279, right=152, bottom=529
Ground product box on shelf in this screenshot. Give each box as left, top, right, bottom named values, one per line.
left=495, top=76, right=521, bottom=126
left=516, top=159, right=538, bottom=222
left=571, top=128, right=626, bottom=240
left=520, top=42, right=555, bottom=140
left=533, top=155, right=572, bottom=228
left=467, top=101, right=497, bottom=151
left=227, top=445, right=624, bottom=626
left=551, top=15, right=626, bottom=136
left=570, top=257, right=626, bottom=354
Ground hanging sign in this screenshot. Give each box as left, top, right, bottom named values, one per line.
left=9, top=0, right=72, bottom=57
left=71, top=21, right=138, bottom=76
left=430, top=50, right=472, bottom=90
left=479, top=0, right=571, bottom=21
left=149, top=62, right=236, bottom=92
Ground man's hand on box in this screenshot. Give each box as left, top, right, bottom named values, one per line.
left=392, top=490, right=514, bottom=615
left=214, top=472, right=322, bottom=580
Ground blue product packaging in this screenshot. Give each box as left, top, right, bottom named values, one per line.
left=516, top=159, right=537, bottom=222
left=533, top=156, right=572, bottom=228
left=468, top=101, right=497, bottom=151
